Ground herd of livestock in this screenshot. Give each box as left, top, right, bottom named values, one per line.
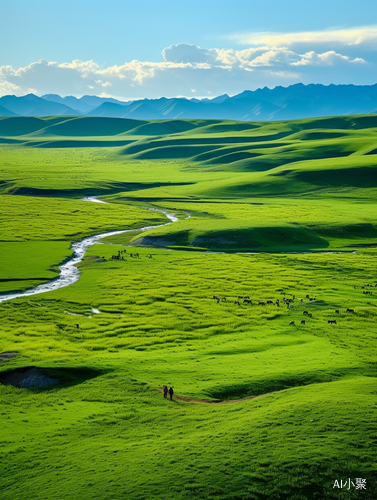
left=212, top=283, right=376, bottom=326
left=92, top=249, right=376, bottom=327
left=106, top=249, right=153, bottom=260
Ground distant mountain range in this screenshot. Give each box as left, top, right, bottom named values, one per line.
left=1, top=83, right=377, bottom=121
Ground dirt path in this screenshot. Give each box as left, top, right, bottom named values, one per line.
left=156, top=388, right=273, bottom=404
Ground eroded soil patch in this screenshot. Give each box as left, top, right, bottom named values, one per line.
left=0, top=352, right=18, bottom=363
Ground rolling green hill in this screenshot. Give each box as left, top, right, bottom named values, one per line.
left=1, top=114, right=377, bottom=500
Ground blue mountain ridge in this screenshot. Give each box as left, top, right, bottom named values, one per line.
left=0, top=83, right=376, bottom=120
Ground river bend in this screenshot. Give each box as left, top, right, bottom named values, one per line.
left=0, top=206, right=177, bottom=304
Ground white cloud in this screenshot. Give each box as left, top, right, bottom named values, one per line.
left=162, top=44, right=216, bottom=64
left=292, top=50, right=366, bottom=66
left=233, top=26, right=377, bottom=48
left=0, top=27, right=375, bottom=99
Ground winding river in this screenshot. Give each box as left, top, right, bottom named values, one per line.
left=0, top=198, right=356, bottom=304
left=0, top=203, right=178, bottom=304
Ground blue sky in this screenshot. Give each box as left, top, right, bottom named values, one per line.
left=1, top=0, right=376, bottom=98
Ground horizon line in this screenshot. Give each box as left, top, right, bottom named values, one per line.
left=2, top=81, right=377, bottom=102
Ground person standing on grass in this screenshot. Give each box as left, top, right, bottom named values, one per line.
left=163, top=385, right=168, bottom=399
left=169, top=386, right=174, bottom=401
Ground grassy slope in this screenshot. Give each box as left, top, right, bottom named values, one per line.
left=0, top=115, right=377, bottom=499
left=1, top=247, right=376, bottom=499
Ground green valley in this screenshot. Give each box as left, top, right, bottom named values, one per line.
left=0, top=114, right=376, bottom=500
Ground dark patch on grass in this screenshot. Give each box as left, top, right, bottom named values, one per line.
left=0, top=366, right=104, bottom=389
left=0, top=366, right=59, bottom=388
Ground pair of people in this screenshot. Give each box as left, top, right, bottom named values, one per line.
left=163, top=385, right=174, bottom=400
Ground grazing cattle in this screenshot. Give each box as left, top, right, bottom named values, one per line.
left=303, top=311, right=309, bottom=315
left=306, top=294, right=310, bottom=299
left=301, top=320, right=305, bottom=325
left=243, top=299, right=252, bottom=304
left=266, top=300, right=273, bottom=305
left=335, top=310, right=339, bottom=314
left=307, top=313, right=313, bottom=318
left=275, top=300, right=280, bottom=307
left=258, top=301, right=266, bottom=306
left=234, top=300, right=240, bottom=305
left=75, top=324, right=79, bottom=329
left=328, top=319, right=337, bottom=324
left=289, top=321, right=295, bottom=326
left=346, top=308, right=355, bottom=313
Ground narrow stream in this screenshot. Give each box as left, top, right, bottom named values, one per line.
left=0, top=205, right=178, bottom=304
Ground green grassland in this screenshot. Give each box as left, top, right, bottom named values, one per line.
left=0, top=241, right=72, bottom=293
left=0, top=195, right=165, bottom=292
left=1, top=115, right=377, bottom=499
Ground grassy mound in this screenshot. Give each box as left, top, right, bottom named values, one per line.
left=34, top=116, right=145, bottom=136
left=0, top=116, right=50, bottom=136
left=135, top=224, right=330, bottom=251
left=127, top=119, right=198, bottom=135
